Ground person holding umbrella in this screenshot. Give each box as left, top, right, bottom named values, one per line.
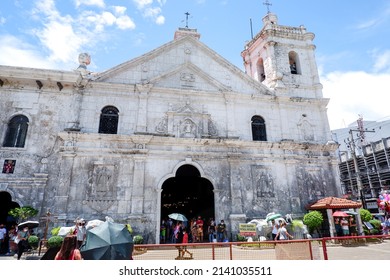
left=16, top=226, right=30, bottom=260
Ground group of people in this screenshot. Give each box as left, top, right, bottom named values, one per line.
left=0, top=223, right=33, bottom=260
left=160, top=216, right=227, bottom=244
left=271, top=220, right=294, bottom=241
left=334, top=216, right=357, bottom=237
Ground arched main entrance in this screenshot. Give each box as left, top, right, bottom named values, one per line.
left=161, top=164, right=215, bottom=227
left=0, top=191, right=19, bottom=226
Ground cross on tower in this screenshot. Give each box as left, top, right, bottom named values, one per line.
left=184, top=12, right=190, bottom=28
left=263, top=0, right=272, bottom=14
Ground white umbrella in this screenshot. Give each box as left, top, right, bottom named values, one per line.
left=18, top=220, right=39, bottom=229
left=168, top=213, right=188, bottom=222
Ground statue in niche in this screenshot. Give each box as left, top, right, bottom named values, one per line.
left=180, top=119, right=196, bottom=137
left=257, top=173, right=275, bottom=198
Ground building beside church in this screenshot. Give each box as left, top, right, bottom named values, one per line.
left=0, top=11, right=341, bottom=242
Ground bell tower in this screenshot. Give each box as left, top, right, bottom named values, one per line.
left=241, top=11, right=323, bottom=98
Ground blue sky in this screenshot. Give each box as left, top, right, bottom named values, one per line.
left=1, top=0, right=390, bottom=130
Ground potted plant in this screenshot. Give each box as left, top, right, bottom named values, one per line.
left=28, top=235, right=39, bottom=250
left=41, top=235, right=64, bottom=260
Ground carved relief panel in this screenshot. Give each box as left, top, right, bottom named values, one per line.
left=85, top=161, right=118, bottom=212
left=251, top=165, right=275, bottom=203
left=155, top=102, right=218, bottom=138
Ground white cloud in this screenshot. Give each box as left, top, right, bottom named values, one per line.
left=75, top=0, right=105, bottom=8
left=0, top=35, right=57, bottom=69
left=372, top=50, right=390, bottom=73
left=35, top=20, right=86, bottom=64
left=133, top=0, right=153, bottom=10
left=113, top=6, right=127, bottom=15
left=155, top=15, right=165, bottom=25
left=116, top=15, right=136, bottom=30
left=132, top=0, right=165, bottom=24
left=322, top=71, right=390, bottom=130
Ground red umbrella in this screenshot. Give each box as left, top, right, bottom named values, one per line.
left=332, top=211, right=349, bottom=217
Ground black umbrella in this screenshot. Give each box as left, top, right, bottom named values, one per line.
left=18, top=220, right=40, bottom=229
left=80, top=221, right=133, bottom=260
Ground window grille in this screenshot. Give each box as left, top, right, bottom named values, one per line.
left=3, top=115, right=29, bottom=148
left=98, top=106, right=119, bottom=134
left=251, top=116, right=267, bottom=141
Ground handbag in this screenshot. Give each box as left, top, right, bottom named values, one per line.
left=14, top=236, right=20, bottom=244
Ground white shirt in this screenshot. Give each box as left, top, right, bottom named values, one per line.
left=0, top=227, right=6, bottom=239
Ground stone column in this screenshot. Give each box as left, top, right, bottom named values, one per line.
left=135, top=84, right=153, bottom=133
left=130, top=156, right=146, bottom=214
left=65, top=88, right=83, bottom=131
left=224, top=93, right=237, bottom=138
left=228, top=157, right=243, bottom=214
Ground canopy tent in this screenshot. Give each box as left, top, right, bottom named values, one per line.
left=306, top=196, right=363, bottom=239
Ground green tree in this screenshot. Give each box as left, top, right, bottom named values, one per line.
left=303, top=211, right=324, bottom=235
left=359, top=208, right=372, bottom=222
left=8, top=206, right=39, bottom=222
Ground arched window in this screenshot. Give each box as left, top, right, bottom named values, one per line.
left=3, top=115, right=29, bottom=148
left=98, top=106, right=119, bottom=134
left=251, top=116, right=267, bottom=141
left=288, top=51, right=301, bottom=75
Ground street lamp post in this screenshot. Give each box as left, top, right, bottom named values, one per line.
left=38, top=209, right=51, bottom=255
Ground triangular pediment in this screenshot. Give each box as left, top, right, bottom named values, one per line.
left=94, top=35, right=271, bottom=96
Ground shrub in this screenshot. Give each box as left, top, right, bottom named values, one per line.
left=369, top=219, right=381, bottom=231
left=303, top=211, right=323, bottom=234
left=28, top=235, right=39, bottom=249
left=133, top=235, right=143, bottom=244
left=47, top=236, right=63, bottom=248
left=51, top=227, right=61, bottom=236
left=359, top=209, right=373, bottom=222
left=236, top=234, right=246, bottom=242
left=291, top=220, right=304, bottom=231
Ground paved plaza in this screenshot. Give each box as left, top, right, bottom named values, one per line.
left=1, top=239, right=389, bottom=260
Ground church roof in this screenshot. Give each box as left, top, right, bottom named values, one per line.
left=306, top=196, right=362, bottom=210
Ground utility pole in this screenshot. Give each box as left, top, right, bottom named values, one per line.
left=345, top=127, right=374, bottom=236
left=348, top=129, right=365, bottom=206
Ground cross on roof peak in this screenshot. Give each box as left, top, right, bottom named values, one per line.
left=263, top=0, right=272, bottom=14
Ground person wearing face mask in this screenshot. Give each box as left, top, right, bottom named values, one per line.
left=75, top=219, right=87, bottom=249
left=16, top=226, right=30, bottom=260
left=217, top=220, right=226, bottom=242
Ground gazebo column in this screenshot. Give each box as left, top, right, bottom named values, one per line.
left=326, top=209, right=336, bottom=239
left=356, top=208, right=364, bottom=236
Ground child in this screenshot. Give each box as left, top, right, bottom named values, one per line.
left=180, top=229, right=193, bottom=259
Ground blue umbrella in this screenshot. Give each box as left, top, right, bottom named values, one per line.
left=80, top=221, right=133, bottom=260
left=265, top=213, right=282, bottom=222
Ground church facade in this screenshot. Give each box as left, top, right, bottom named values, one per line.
left=0, top=12, right=340, bottom=242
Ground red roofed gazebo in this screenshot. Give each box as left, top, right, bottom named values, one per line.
left=307, top=196, right=362, bottom=210
left=306, top=197, right=363, bottom=238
